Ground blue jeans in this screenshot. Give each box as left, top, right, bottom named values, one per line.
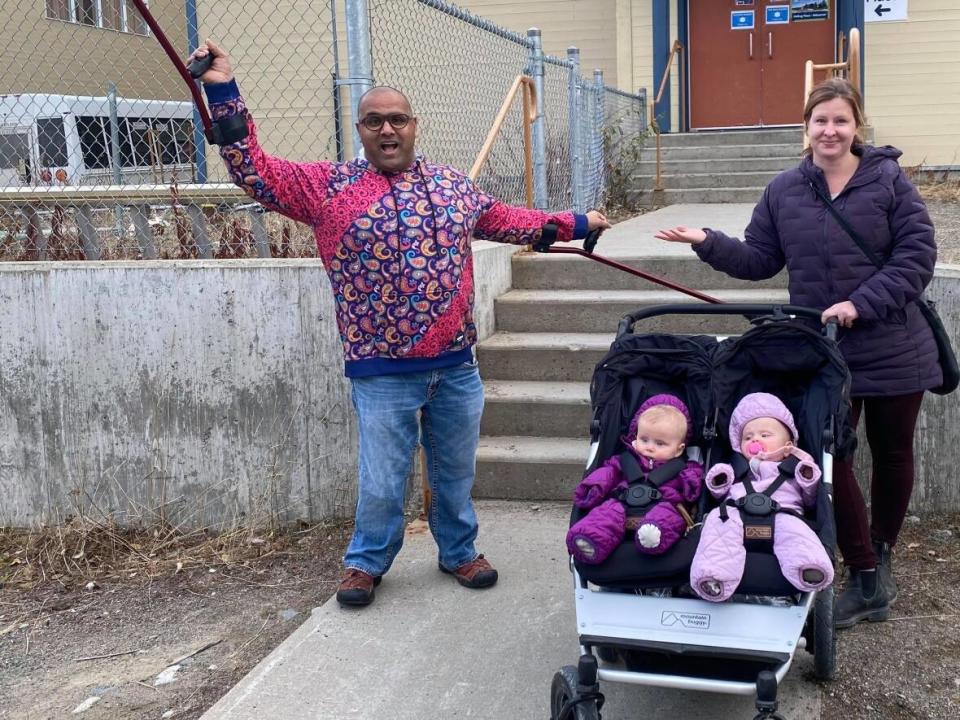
left=344, top=361, right=485, bottom=576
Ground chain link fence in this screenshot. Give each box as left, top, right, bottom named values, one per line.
left=0, top=0, right=645, bottom=262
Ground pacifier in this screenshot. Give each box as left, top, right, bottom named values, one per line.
left=746, top=440, right=765, bottom=456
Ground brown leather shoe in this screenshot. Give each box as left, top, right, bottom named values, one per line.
left=336, top=568, right=382, bottom=607
left=440, top=554, right=498, bottom=589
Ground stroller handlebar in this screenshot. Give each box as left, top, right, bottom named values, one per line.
left=616, top=304, right=838, bottom=341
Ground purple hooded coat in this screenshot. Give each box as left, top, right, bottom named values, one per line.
left=566, top=395, right=704, bottom=564
left=693, top=144, right=939, bottom=397
left=690, top=393, right=834, bottom=602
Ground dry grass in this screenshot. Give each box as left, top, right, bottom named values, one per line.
left=906, top=164, right=960, bottom=204
left=0, top=515, right=341, bottom=592
left=919, top=182, right=960, bottom=204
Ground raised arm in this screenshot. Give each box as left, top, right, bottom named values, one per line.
left=192, top=40, right=333, bottom=224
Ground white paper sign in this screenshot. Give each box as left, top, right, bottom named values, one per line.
left=864, top=0, right=908, bottom=23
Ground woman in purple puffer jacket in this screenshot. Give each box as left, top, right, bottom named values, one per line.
left=655, top=78, right=938, bottom=628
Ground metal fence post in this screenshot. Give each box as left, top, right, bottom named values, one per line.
left=345, top=0, right=374, bottom=159
left=567, top=47, right=585, bottom=213
left=638, top=87, right=648, bottom=131
left=184, top=0, right=208, bottom=183
left=527, top=28, right=548, bottom=210
left=593, top=69, right=606, bottom=203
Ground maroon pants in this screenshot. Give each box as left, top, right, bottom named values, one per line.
left=833, top=392, right=925, bottom=570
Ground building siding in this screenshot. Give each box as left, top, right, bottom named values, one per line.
left=458, top=0, right=620, bottom=87
left=0, top=0, right=188, bottom=101
left=864, top=0, right=960, bottom=167
left=195, top=0, right=342, bottom=174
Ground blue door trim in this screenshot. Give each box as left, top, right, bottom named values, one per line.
left=652, top=0, right=671, bottom=133
left=837, top=0, right=866, bottom=96
left=677, top=0, right=689, bottom=132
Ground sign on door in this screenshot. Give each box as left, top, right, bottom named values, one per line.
left=864, top=0, right=908, bottom=22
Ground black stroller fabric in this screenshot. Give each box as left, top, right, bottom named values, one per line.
left=573, top=318, right=854, bottom=594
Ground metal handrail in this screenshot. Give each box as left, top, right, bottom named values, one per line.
left=649, top=40, right=685, bottom=193
left=803, top=27, right=861, bottom=150
left=469, top=74, right=537, bottom=208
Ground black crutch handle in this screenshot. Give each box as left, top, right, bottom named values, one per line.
left=187, top=54, right=214, bottom=80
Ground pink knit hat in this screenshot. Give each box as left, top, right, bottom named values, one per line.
left=728, top=392, right=798, bottom=449
left=627, top=393, right=693, bottom=442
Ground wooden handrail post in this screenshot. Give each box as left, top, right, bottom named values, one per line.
left=848, top=27, right=861, bottom=97
left=468, top=74, right=537, bottom=209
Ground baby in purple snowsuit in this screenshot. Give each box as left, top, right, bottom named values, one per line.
left=690, top=392, right=835, bottom=602
left=566, top=394, right=704, bottom=564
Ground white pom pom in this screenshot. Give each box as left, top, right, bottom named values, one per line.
left=637, top=524, right=662, bottom=549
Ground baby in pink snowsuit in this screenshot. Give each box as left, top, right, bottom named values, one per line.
left=566, top=394, right=703, bottom=564
left=690, top=392, right=834, bottom=602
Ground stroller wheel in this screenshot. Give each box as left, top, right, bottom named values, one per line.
left=812, top=585, right=837, bottom=680
left=550, top=665, right=601, bottom=720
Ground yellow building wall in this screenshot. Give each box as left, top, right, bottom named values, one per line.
left=458, top=0, right=619, bottom=87
left=626, top=0, right=653, bottom=108
left=864, top=0, right=960, bottom=167
left=0, top=0, right=188, bottom=100
left=196, top=0, right=342, bottom=174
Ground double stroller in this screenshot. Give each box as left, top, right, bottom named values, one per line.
left=550, top=304, right=854, bottom=720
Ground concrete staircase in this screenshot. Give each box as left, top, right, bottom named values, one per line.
left=474, top=231, right=789, bottom=502
left=631, top=128, right=804, bottom=206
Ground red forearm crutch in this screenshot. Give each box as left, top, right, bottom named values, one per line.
left=127, top=0, right=217, bottom=143
left=535, top=225, right=722, bottom=304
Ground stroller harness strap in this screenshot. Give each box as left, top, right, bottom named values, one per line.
left=616, top=453, right=687, bottom=511
left=719, top=456, right=804, bottom=553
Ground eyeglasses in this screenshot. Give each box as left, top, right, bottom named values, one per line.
left=359, top=113, right=413, bottom=131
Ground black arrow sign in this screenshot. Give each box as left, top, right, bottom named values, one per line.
left=874, top=4, right=892, bottom=17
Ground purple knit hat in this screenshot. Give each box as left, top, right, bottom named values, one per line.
left=627, top=393, right=693, bottom=443
left=728, top=392, right=798, bottom=449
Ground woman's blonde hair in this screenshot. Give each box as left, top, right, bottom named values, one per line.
left=802, top=77, right=866, bottom=154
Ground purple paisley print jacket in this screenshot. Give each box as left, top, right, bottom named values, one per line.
left=205, top=80, right=588, bottom=377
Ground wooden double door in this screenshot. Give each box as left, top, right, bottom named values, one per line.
left=689, top=0, right=836, bottom=129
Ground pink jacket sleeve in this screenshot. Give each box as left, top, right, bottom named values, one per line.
left=573, top=456, right=625, bottom=509
left=472, top=186, right=583, bottom=245
left=704, top=463, right=735, bottom=499
left=791, top=448, right=822, bottom=508
left=208, top=81, right=333, bottom=225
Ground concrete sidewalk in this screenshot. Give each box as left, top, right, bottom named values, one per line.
left=201, top=501, right=819, bottom=720
left=573, top=203, right=755, bottom=257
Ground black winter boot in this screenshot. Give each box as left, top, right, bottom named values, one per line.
left=872, top=539, right=898, bottom=605
left=834, top=568, right=890, bottom=629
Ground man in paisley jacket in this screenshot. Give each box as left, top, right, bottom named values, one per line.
left=190, top=40, right=610, bottom=607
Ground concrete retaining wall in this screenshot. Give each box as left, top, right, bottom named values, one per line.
left=0, top=241, right=519, bottom=529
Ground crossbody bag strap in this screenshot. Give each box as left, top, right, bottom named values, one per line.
left=808, top=180, right=884, bottom=270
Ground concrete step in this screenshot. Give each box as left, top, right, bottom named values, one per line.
left=477, top=331, right=613, bottom=382
left=634, top=156, right=798, bottom=175
left=474, top=435, right=590, bottom=500
left=481, top=380, right=591, bottom=438
left=512, top=253, right=788, bottom=292
left=494, top=288, right=790, bottom=334
left=632, top=170, right=780, bottom=190
left=655, top=128, right=804, bottom=147
left=639, top=143, right=800, bottom=161
left=630, top=186, right=768, bottom=206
